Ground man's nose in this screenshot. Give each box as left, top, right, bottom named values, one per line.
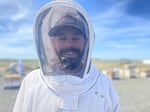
left=65, top=39, right=74, bottom=48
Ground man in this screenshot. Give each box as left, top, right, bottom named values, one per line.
left=13, top=0, right=121, bottom=112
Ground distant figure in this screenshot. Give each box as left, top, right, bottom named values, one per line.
left=18, top=59, right=25, bottom=76
left=8, top=62, right=18, bottom=74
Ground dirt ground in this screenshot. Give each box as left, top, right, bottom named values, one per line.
left=0, top=76, right=150, bottom=112
left=114, top=78, right=150, bottom=112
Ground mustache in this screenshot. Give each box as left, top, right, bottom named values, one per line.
left=60, top=47, right=80, bottom=55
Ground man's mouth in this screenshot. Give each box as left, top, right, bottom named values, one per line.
left=58, top=48, right=83, bottom=70
left=63, top=51, right=77, bottom=58
left=59, top=48, right=80, bottom=59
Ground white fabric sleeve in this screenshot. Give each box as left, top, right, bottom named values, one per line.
left=13, top=76, right=27, bottom=112
left=109, top=80, right=121, bottom=112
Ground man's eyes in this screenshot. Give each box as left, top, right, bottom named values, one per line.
left=57, top=36, right=66, bottom=41
left=56, top=36, right=83, bottom=41
left=73, top=37, right=81, bottom=41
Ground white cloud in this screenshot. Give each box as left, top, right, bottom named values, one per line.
left=92, top=0, right=150, bottom=41
left=0, top=0, right=32, bottom=21
left=0, top=44, right=36, bottom=59
left=1, top=24, right=33, bottom=43
left=16, top=25, right=33, bottom=37
left=0, top=0, right=36, bottom=59
left=91, top=0, right=150, bottom=59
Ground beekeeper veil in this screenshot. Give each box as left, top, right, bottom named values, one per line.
left=34, top=0, right=94, bottom=79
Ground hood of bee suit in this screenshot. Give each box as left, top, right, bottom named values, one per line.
left=33, top=1, right=99, bottom=101
left=34, top=0, right=95, bottom=79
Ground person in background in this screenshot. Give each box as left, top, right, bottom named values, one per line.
left=18, top=59, right=25, bottom=76
left=13, top=0, right=121, bottom=112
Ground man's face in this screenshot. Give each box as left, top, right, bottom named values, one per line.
left=52, top=26, right=86, bottom=71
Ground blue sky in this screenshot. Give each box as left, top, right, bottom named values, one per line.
left=0, top=0, right=150, bottom=60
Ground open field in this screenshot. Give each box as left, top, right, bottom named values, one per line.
left=0, top=77, right=18, bottom=112
left=0, top=59, right=150, bottom=112
left=114, top=78, right=150, bottom=112
left=1, top=59, right=150, bottom=78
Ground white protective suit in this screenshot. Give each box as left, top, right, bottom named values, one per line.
left=13, top=0, right=121, bottom=112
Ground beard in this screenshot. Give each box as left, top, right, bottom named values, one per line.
left=57, top=47, right=84, bottom=70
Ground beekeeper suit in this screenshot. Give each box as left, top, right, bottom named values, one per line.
left=13, top=0, right=121, bottom=112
